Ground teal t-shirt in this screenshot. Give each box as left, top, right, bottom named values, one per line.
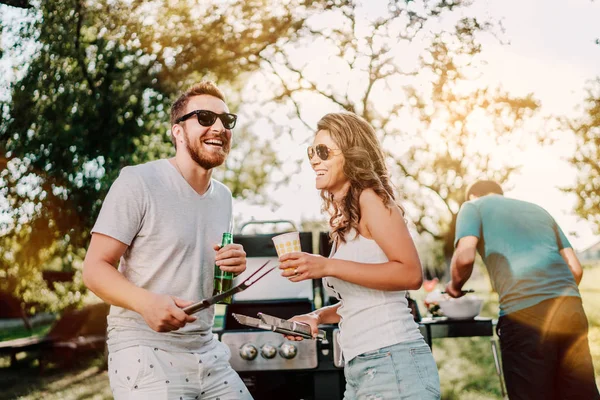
left=454, top=195, right=580, bottom=316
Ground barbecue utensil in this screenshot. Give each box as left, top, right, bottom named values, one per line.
left=183, top=260, right=274, bottom=315
left=257, top=313, right=314, bottom=337
left=441, top=289, right=475, bottom=295
left=232, top=314, right=279, bottom=332
left=232, top=312, right=326, bottom=340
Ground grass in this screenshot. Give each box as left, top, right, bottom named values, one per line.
left=0, top=324, right=53, bottom=342
left=579, top=265, right=600, bottom=393
left=1, top=268, right=599, bottom=400
left=0, top=357, right=112, bottom=400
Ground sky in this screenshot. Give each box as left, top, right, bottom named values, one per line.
left=1, top=0, right=599, bottom=253
left=460, top=0, right=600, bottom=252
left=460, top=0, right=600, bottom=251
left=234, top=0, right=600, bottom=252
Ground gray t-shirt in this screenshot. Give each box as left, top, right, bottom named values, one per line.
left=92, top=159, right=232, bottom=353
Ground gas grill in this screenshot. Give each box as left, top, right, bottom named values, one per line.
left=216, top=228, right=345, bottom=400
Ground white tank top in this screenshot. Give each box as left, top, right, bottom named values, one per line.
left=323, top=232, right=423, bottom=363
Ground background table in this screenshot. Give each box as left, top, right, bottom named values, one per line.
left=419, top=316, right=506, bottom=398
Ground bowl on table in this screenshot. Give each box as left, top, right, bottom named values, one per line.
left=438, top=296, right=483, bottom=320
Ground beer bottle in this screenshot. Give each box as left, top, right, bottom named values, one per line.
left=213, top=232, right=235, bottom=304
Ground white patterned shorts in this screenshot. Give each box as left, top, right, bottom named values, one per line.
left=108, top=341, right=252, bottom=400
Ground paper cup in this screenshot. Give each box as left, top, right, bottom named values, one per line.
left=272, top=232, right=301, bottom=257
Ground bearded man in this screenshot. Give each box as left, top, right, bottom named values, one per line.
left=83, top=81, right=252, bottom=399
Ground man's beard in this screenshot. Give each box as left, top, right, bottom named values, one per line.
left=183, top=127, right=230, bottom=170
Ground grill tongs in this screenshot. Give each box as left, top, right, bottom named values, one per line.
left=232, top=312, right=326, bottom=341
left=183, top=260, right=274, bottom=315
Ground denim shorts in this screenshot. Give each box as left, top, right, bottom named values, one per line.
left=344, top=339, right=440, bottom=400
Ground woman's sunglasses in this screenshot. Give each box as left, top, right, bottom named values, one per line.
left=176, top=109, right=237, bottom=130
left=307, top=144, right=341, bottom=161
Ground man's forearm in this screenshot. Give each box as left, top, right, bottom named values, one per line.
left=83, top=261, right=148, bottom=313
left=450, top=251, right=475, bottom=290
left=451, top=265, right=472, bottom=290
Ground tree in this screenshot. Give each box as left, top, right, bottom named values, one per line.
left=0, top=0, right=32, bottom=9
left=257, top=1, right=539, bottom=271
left=564, top=5, right=600, bottom=234
left=0, top=0, right=339, bottom=308
left=564, top=79, right=600, bottom=232
left=396, top=19, right=539, bottom=265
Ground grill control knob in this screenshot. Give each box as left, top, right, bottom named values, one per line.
left=240, top=344, right=258, bottom=361
left=279, top=343, right=298, bottom=359
left=261, top=344, right=277, bottom=359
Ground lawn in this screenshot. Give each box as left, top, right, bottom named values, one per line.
left=0, top=324, right=53, bottom=343
left=1, top=268, right=599, bottom=400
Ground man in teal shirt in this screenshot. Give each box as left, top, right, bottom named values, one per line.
left=447, top=180, right=599, bottom=400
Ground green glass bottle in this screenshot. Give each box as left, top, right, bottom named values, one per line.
left=213, top=232, right=235, bottom=304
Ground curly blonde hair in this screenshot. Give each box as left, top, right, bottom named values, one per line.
left=316, top=112, right=398, bottom=245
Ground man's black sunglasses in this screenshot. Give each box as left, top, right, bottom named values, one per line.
left=176, top=110, right=237, bottom=130
left=307, top=144, right=341, bottom=161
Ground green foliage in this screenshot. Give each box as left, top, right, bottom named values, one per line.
left=258, top=2, right=540, bottom=270
left=399, top=19, right=539, bottom=263
left=1, top=1, right=166, bottom=304
left=117, top=0, right=345, bottom=94
left=0, top=1, right=33, bottom=8
left=0, top=0, right=332, bottom=309
left=0, top=322, right=52, bottom=342
left=215, top=125, right=280, bottom=202
left=564, top=79, right=600, bottom=233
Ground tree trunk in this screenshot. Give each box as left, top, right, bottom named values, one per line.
left=20, top=307, right=32, bottom=331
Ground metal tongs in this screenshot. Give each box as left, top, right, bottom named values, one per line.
left=232, top=312, right=326, bottom=341
left=440, top=289, right=475, bottom=295
left=183, top=260, right=275, bottom=315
